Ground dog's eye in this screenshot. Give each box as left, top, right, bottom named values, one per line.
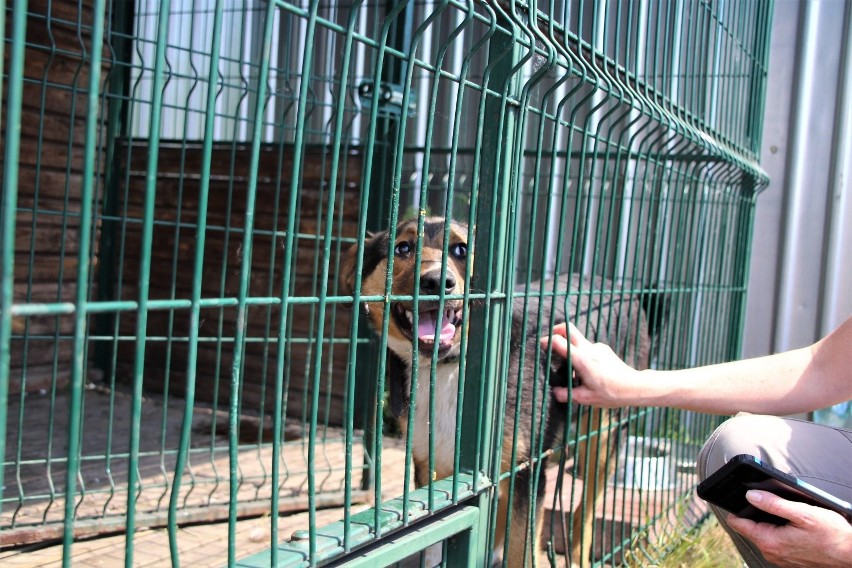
left=394, top=241, right=412, bottom=256
left=451, top=243, right=467, bottom=259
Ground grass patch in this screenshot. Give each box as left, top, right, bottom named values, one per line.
left=655, top=517, right=741, bottom=568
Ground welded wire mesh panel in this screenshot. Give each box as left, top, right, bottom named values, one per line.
left=2, top=0, right=371, bottom=560
left=1, top=0, right=771, bottom=567
left=238, top=1, right=771, bottom=566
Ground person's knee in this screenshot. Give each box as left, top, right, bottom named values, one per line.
left=697, top=414, right=790, bottom=480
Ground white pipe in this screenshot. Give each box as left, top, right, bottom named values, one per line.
left=773, top=0, right=819, bottom=352
left=819, top=1, right=852, bottom=336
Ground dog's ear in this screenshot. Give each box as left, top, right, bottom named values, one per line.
left=338, top=229, right=388, bottom=300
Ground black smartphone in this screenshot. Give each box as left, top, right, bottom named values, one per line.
left=696, top=454, right=852, bottom=525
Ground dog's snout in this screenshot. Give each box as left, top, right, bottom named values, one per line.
left=420, top=270, right=456, bottom=295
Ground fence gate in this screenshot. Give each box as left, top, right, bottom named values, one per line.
left=2, top=1, right=771, bottom=566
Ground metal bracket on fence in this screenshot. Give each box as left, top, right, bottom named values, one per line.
left=357, top=81, right=416, bottom=117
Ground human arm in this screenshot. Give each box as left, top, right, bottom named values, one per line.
left=726, top=490, right=852, bottom=568
left=540, top=315, right=852, bottom=415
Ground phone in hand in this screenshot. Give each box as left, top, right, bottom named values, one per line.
left=696, top=454, right=852, bottom=525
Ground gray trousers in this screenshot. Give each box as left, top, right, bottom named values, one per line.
left=697, top=414, right=852, bottom=567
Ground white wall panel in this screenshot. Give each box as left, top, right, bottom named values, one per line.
left=745, top=0, right=852, bottom=358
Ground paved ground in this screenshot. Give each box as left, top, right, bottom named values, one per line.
left=1, top=387, right=702, bottom=566
left=0, top=386, right=406, bottom=567
left=1, top=464, right=697, bottom=567
left=0, top=489, right=401, bottom=567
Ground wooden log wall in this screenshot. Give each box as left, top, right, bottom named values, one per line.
left=110, top=142, right=363, bottom=427
left=3, top=0, right=106, bottom=395
left=5, top=1, right=365, bottom=428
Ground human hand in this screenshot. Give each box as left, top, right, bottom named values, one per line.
left=539, top=322, right=641, bottom=407
left=727, top=490, right=852, bottom=568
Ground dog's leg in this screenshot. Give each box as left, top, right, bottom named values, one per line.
left=493, top=477, right=510, bottom=565
left=495, top=475, right=533, bottom=567
left=569, top=408, right=612, bottom=567
left=495, top=467, right=546, bottom=567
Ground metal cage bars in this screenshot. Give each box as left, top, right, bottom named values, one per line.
left=1, top=1, right=772, bottom=566
left=237, top=0, right=770, bottom=564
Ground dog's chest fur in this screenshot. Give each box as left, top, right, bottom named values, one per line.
left=401, top=360, right=459, bottom=480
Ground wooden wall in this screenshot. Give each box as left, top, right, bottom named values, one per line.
left=3, top=0, right=105, bottom=394
left=110, top=142, right=362, bottom=426
left=5, top=1, right=365, bottom=427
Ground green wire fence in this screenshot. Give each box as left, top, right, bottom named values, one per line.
left=2, top=1, right=771, bottom=566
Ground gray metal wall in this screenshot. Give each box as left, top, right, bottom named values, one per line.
left=744, top=0, right=852, bottom=359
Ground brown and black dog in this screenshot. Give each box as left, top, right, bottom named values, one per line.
left=341, top=217, right=657, bottom=566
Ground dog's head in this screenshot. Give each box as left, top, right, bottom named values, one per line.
left=341, top=217, right=470, bottom=363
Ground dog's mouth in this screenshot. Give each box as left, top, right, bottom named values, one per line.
left=391, top=303, right=463, bottom=357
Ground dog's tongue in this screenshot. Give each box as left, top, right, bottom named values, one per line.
left=417, top=312, right=456, bottom=344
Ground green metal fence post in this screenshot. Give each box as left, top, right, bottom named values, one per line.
left=125, top=2, right=170, bottom=565
left=353, top=1, right=416, bottom=487
left=167, top=2, right=226, bottom=566
left=60, top=1, right=108, bottom=565
left=460, top=15, right=523, bottom=564
left=227, top=1, right=280, bottom=563
left=0, top=0, right=26, bottom=512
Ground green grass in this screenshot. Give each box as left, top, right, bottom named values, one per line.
left=654, top=518, right=742, bottom=568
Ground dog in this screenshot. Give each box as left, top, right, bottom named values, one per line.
left=341, top=217, right=658, bottom=566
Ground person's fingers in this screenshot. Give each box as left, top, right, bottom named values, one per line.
left=540, top=331, right=570, bottom=359
left=540, top=322, right=566, bottom=350
left=728, top=491, right=814, bottom=539
left=725, top=512, right=758, bottom=536
left=551, top=386, right=570, bottom=404
left=540, top=322, right=591, bottom=349
left=540, top=322, right=595, bottom=372
left=726, top=509, right=785, bottom=546
left=746, top=490, right=815, bottom=525
left=545, top=322, right=568, bottom=340
left=567, top=322, right=591, bottom=347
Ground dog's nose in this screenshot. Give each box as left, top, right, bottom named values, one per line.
left=420, top=270, right=456, bottom=295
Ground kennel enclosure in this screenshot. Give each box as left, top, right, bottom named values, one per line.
left=2, top=1, right=771, bottom=566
